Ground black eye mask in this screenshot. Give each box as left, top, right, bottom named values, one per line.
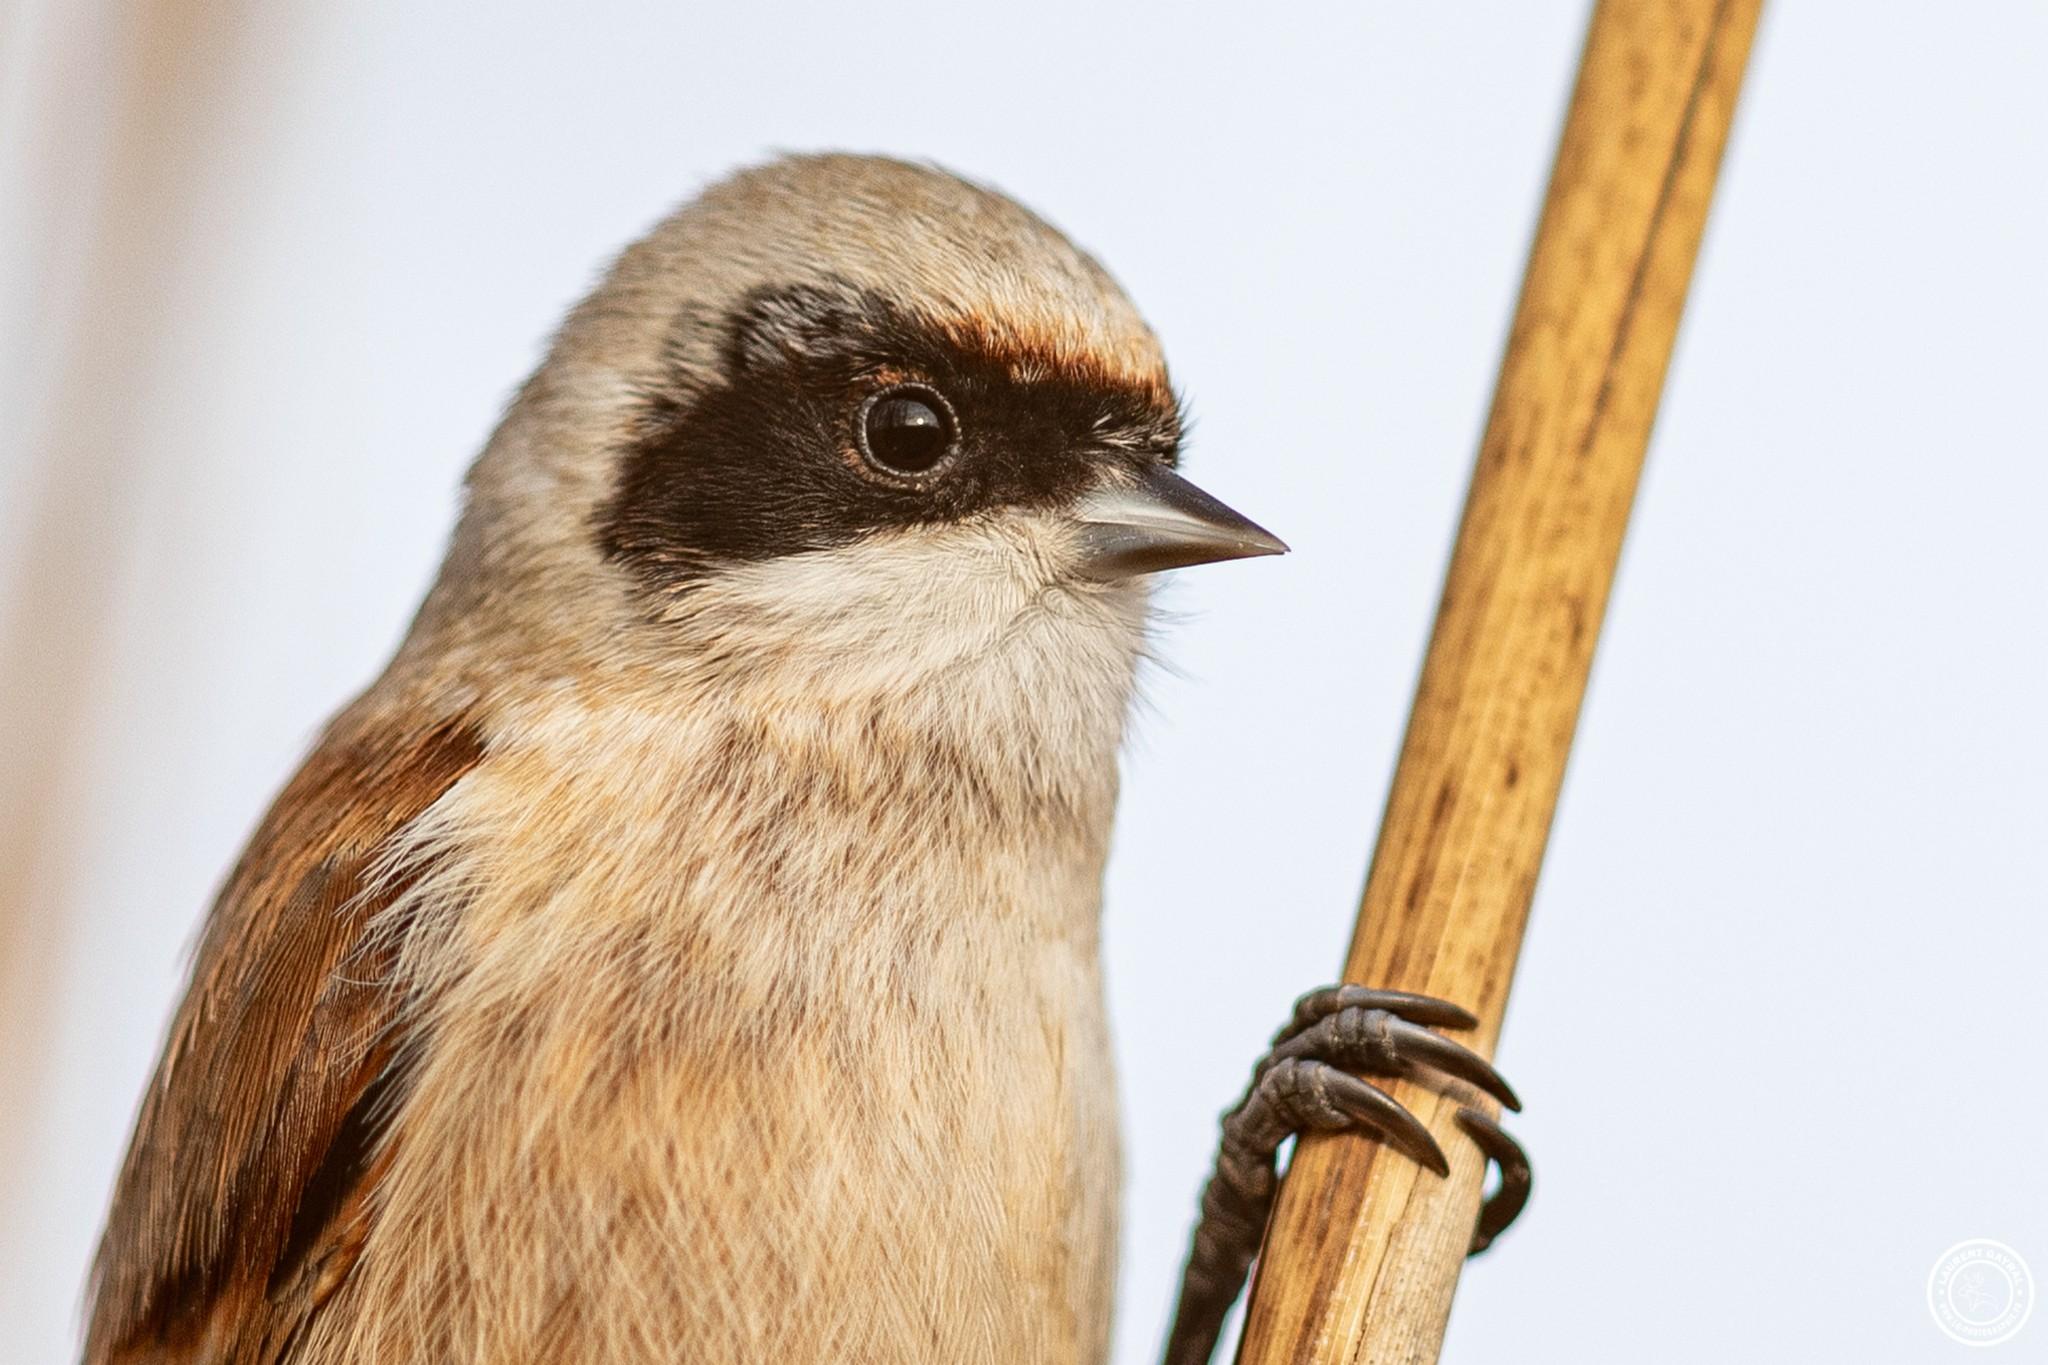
left=597, top=280, right=1182, bottom=595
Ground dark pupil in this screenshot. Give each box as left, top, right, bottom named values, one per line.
left=864, top=396, right=950, bottom=473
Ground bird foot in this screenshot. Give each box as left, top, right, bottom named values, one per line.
left=1160, top=985, right=1531, bottom=1365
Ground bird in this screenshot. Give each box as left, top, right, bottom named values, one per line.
left=84, top=153, right=1525, bottom=1365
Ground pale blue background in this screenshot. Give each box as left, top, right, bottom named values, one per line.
left=4, top=4, right=2044, bottom=1362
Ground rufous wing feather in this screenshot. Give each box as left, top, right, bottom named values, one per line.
left=83, top=709, right=485, bottom=1365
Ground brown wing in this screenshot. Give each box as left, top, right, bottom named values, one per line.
left=84, top=709, right=484, bottom=1365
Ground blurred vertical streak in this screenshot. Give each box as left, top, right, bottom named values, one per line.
left=0, top=0, right=252, bottom=1229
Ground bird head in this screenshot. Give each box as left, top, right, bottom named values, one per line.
left=421, top=154, right=1282, bottom=710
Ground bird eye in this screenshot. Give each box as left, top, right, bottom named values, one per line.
left=856, top=385, right=958, bottom=479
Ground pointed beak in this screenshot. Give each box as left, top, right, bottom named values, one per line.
left=1071, top=463, right=1289, bottom=579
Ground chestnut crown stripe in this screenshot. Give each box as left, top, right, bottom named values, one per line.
left=598, top=281, right=1183, bottom=592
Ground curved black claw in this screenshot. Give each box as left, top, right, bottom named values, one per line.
left=1267, top=1007, right=1520, bottom=1113
left=1320, top=1065, right=1448, bottom=1176
left=1276, top=985, right=1478, bottom=1041
left=1160, top=985, right=1531, bottom=1365
left=1455, top=1107, right=1532, bottom=1254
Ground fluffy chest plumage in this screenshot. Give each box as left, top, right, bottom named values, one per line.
left=302, top=688, right=1127, bottom=1363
